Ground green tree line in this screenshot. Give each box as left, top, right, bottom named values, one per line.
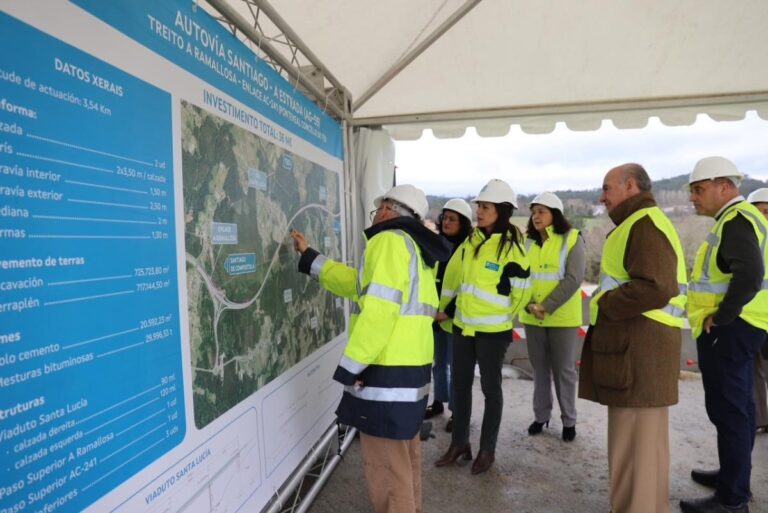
left=425, top=174, right=767, bottom=283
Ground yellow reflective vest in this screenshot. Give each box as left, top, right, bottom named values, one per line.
left=688, top=201, right=768, bottom=339
left=589, top=206, right=687, bottom=328
left=440, top=228, right=531, bottom=336
left=519, top=228, right=582, bottom=327
left=436, top=257, right=456, bottom=334
left=306, top=228, right=437, bottom=439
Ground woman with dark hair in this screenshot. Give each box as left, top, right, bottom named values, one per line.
left=425, top=199, right=474, bottom=432
left=519, top=192, right=586, bottom=442
left=434, top=179, right=531, bottom=475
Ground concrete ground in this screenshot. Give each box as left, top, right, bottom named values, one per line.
left=308, top=372, right=768, bottom=513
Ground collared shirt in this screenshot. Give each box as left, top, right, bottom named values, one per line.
left=714, top=195, right=745, bottom=219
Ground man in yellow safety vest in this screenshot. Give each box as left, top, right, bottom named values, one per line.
left=291, top=184, right=450, bottom=513
left=579, top=163, right=686, bottom=513
left=681, top=157, right=768, bottom=513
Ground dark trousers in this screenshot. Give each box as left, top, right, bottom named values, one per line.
left=432, top=327, right=454, bottom=410
left=451, top=330, right=509, bottom=452
left=696, top=317, right=765, bottom=506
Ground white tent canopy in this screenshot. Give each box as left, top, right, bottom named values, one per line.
left=211, top=0, right=768, bottom=139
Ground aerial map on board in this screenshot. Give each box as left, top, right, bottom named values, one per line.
left=181, top=100, right=345, bottom=428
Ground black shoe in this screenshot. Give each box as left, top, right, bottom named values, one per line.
left=527, top=420, right=548, bottom=435
left=680, top=495, right=748, bottom=513
left=424, top=401, right=444, bottom=419
left=562, top=425, right=576, bottom=442
left=445, top=416, right=453, bottom=433
left=691, top=468, right=719, bottom=489
left=419, top=421, right=434, bottom=441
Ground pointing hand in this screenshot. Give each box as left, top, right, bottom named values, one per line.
left=290, top=229, right=309, bottom=254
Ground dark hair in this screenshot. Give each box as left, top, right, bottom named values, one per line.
left=473, top=203, right=522, bottom=260
left=438, top=209, right=473, bottom=243
left=526, top=206, right=573, bottom=246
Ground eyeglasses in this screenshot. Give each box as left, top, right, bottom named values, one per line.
left=369, top=205, right=394, bottom=220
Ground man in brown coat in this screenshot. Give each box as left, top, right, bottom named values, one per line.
left=579, top=163, right=684, bottom=513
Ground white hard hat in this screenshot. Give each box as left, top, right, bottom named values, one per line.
left=442, top=198, right=472, bottom=221
left=747, top=187, right=768, bottom=204
left=530, top=191, right=563, bottom=213
left=689, top=156, right=744, bottom=186
left=472, top=179, right=518, bottom=209
left=374, top=184, right=429, bottom=219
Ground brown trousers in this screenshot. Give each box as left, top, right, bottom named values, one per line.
left=359, top=432, right=422, bottom=513
left=608, top=406, right=670, bottom=513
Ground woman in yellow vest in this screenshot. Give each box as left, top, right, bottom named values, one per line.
left=434, top=178, right=531, bottom=475
left=425, top=198, right=473, bottom=433
left=519, top=192, right=585, bottom=442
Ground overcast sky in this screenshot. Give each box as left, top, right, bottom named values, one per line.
left=394, top=111, right=768, bottom=197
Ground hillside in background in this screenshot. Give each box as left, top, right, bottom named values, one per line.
left=427, top=174, right=767, bottom=218
left=425, top=174, right=768, bottom=283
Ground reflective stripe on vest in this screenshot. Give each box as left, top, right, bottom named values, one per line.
left=310, top=254, right=328, bottom=279
left=510, top=277, right=532, bottom=290
left=351, top=230, right=436, bottom=318
left=363, top=282, right=403, bottom=304
left=592, top=274, right=623, bottom=298
left=339, top=354, right=368, bottom=375
left=441, top=287, right=457, bottom=299
left=344, top=383, right=430, bottom=402
left=460, top=283, right=511, bottom=307
left=399, top=232, right=437, bottom=317
left=597, top=276, right=687, bottom=319
left=525, top=232, right=571, bottom=281
left=688, top=282, right=729, bottom=294
left=348, top=251, right=366, bottom=315
left=742, top=208, right=768, bottom=250
left=697, top=232, right=720, bottom=283
left=456, top=310, right=513, bottom=327
left=452, top=228, right=531, bottom=335
left=688, top=201, right=768, bottom=338
left=458, top=280, right=530, bottom=307
left=690, top=205, right=768, bottom=292
left=519, top=229, right=582, bottom=327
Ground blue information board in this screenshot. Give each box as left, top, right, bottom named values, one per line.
left=71, top=0, right=343, bottom=160
left=0, top=13, right=185, bottom=513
